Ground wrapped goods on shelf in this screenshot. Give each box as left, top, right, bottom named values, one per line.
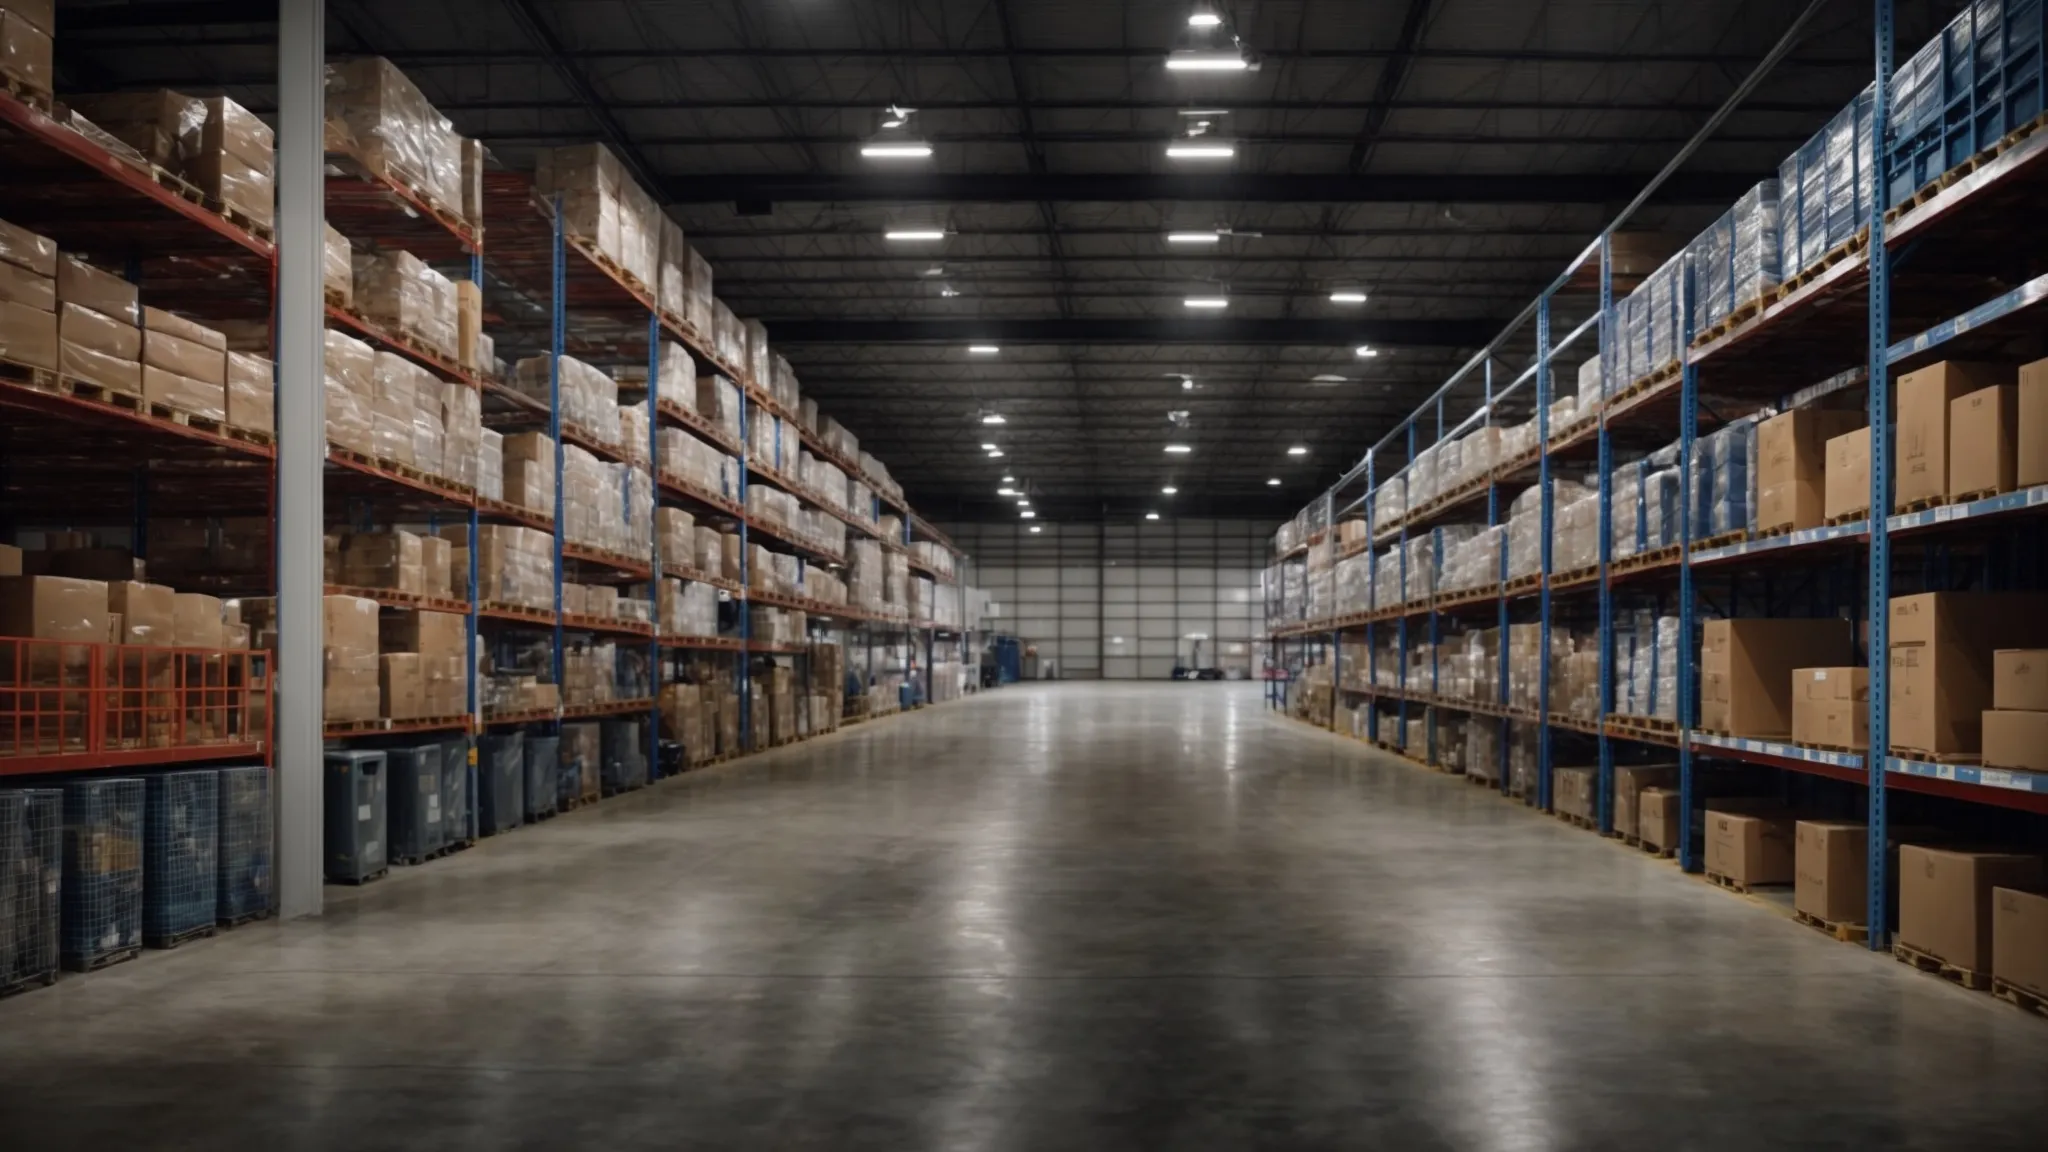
left=656, top=508, right=694, bottom=572
left=455, top=279, right=483, bottom=372
left=823, top=416, right=860, bottom=463
left=322, top=328, right=376, bottom=456
left=0, top=6, right=50, bottom=95
left=1440, top=525, right=1503, bottom=593
left=352, top=250, right=457, bottom=363
left=1779, top=84, right=1876, bottom=279
left=1617, top=611, right=1682, bottom=722
left=410, top=382, right=444, bottom=478
left=1334, top=553, right=1370, bottom=616
left=617, top=175, right=661, bottom=294
left=801, top=453, right=849, bottom=511
left=1576, top=356, right=1605, bottom=416
left=909, top=541, right=955, bottom=579
left=1551, top=627, right=1602, bottom=721
left=658, top=578, right=719, bottom=637
left=368, top=351, right=420, bottom=466
left=323, top=594, right=380, bottom=723
left=475, top=426, right=503, bottom=502
left=337, top=529, right=428, bottom=595
left=512, top=354, right=620, bottom=447
left=658, top=427, right=738, bottom=498
left=323, top=222, right=352, bottom=307
left=715, top=302, right=745, bottom=372
left=562, top=445, right=644, bottom=558
left=696, top=374, right=742, bottom=444
left=770, top=353, right=800, bottom=412
left=58, top=297, right=141, bottom=393
left=562, top=640, right=618, bottom=707
left=618, top=403, right=649, bottom=469
left=0, top=216, right=55, bottom=280
left=501, top=431, right=556, bottom=515
left=327, top=57, right=464, bottom=214
left=1611, top=466, right=1643, bottom=560
left=225, top=350, right=272, bottom=437
left=1690, top=418, right=1758, bottom=538
left=70, top=89, right=207, bottom=168
left=848, top=539, right=884, bottom=611
left=1552, top=482, right=1600, bottom=571
left=464, top=525, right=554, bottom=610
left=683, top=245, right=714, bottom=338
left=657, top=218, right=688, bottom=320
left=1689, top=181, right=1782, bottom=335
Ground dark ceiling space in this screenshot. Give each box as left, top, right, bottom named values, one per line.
left=50, top=0, right=1954, bottom=522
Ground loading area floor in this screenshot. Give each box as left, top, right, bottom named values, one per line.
left=3, top=682, right=2044, bottom=1149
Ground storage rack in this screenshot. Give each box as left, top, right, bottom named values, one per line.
left=0, top=86, right=274, bottom=779
left=0, top=80, right=972, bottom=827
left=1266, top=0, right=2048, bottom=952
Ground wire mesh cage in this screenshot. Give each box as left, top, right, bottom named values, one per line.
left=601, top=719, right=647, bottom=793
left=437, top=737, right=472, bottom=849
left=61, top=777, right=145, bottom=971
left=1, top=788, right=62, bottom=993
left=523, top=734, right=558, bottom=822
left=384, top=745, right=447, bottom=865
left=143, top=769, right=219, bottom=947
left=215, top=765, right=272, bottom=925
left=477, top=732, right=524, bottom=836
left=323, top=750, right=387, bottom=884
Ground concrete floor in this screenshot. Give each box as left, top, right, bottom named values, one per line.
left=3, top=683, right=2046, bottom=1149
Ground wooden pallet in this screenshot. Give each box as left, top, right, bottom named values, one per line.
left=1688, top=294, right=1768, bottom=348
left=1694, top=529, right=1750, bottom=552
left=219, top=203, right=275, bottom=243
left=1793, top=909, right=1869, bottom=945
left=1894, top=495, right=1943, bottom=515
left=1752, top=523, right=1795, bottom=541
left=145, top=923, right=220, bottom=951
left=329, top=869, right=388, bottom=887
left=218, top=908, right=272, bottom=929
left=0, top=968, right=59, bottom=1000
left=1611, top=714, right=1678, bottom=733
left=2, top=73, right=54, bottom=114
left=1824, top=511, right=1869, bottom=526
left=1641, top=840, right=1677, bottom=859
left=1992, top=978, right=2048, bottom=1020
left=1894, top=941, right=1992, bottom=990
left=65, top=945, right=142, bottom=973
left=1550, top=564, right=1599, bottom=589
left=1885, top=112, right=2048, bottom=222
left=1611, top=545, right=1682, bottom=575
left=1703, top=870, right=1780, bottom=895
left=1772, top=228, right=1869, bottom=302
left=1794, top=740, right=1864, bottom=756
left=1889, top=747, right=1979, bottom=765
left=1556, top=811, right=1597, bottom=831
left=1505, top=573, right=1542, bottom=595
left=559, top=794, right=593, bottom=813
left=1950, top=487, right=2006, bottom=506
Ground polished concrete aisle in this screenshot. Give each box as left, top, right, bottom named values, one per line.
left=3, top=684, right=2046, bottom=1150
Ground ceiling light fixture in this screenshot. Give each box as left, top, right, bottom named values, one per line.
left=981, top=442, right=998, bottom=451
left=1166, top=140, right=1237, bottom=159
left=1166, top=49, right=1251, bottom=72
left=1146, top=512, right=1162, bottom=520
left=1029, top=525, right=1043, bottom=533
left=1267, top=478, right=1282, bottom=486
left=1182, top=378, right=1195, bottom=390
left=969, top=345, right=1001, bottom=355
left=1002, top=474, right=1015, bottom=482
left=940, top=285, right=962, bottom=298
left=1020, top=510, right=1036, bottom=519
left=981, top=413, right=1007, bottom=424
left=1018, top=499, right=1031, bottom=507
left=988, top=448, right=1005, bottom=457
left=863, top=106, right=931, bottom=158
left=885, top=229, right=947, bottom=242
left=1162, top=486, right=1178, bottom=495
left=1356, top=345, right=1380, bottom=358
left=1184, top=295, right=1230, bottom=309
left=1288, top=445, right=1309, bottom=456
left=1330, top=290, right=1369, bottom=304
left=998, top=487, right=1018, bottom=496
left=1164, top=444, right=1193, bottom=454
left=1166, top=231, right=1223, bottom=244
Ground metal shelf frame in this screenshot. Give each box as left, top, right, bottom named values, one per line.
left=1266, top=0, right=2048, bottom=953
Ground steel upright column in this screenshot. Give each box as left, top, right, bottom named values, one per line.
left=1536, top=296, right=1555, bottom=811
left=1490, top=361, right=1510, bottom=795
left=1595, top=235, right=1617, bottom=833
left=1677, top=258, right=1703, bottom=873
left=1864, top=0, right=1896, bottom=951
left=1397, top=425, right=1413, bottom=749
left=275, top=0, right=326, bottom=920
left=646, top=311, right=663, bottom=780
left=549, top=196, right=567, bottom=711
left=1364, top=451, right=1378, bottom=741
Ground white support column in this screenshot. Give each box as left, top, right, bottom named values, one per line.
left=276, top=0, right=326, bottom=919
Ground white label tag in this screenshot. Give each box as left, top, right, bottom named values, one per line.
left=358, top=804, right=372, bottom=822
left=1815, top=670, right=1828, bottom=681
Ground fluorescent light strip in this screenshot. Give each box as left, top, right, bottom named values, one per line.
left=1184, top=297, right=1229, bottom=310
left=885, top=229, right=946, bottom=241
left=862, top=144, right=934, bottom=158
left=1166, top=143, right=1237, bottom=158
left=1330, top=291, right=1368, bottom=304
left=1166, top=232, right=1222, bottom=244
left=1164, top=444, right=1193, bottom=454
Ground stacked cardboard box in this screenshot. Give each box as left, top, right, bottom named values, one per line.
left=1699, top=618, right=1852, bottom=738
left=1791, top=666, right=1868, bottom=749
left=323, top=329, right=377, bottom=456
left=1899, top=845, right=2044, bottom=975
left=1982, top=648, right=2048, bottom=771
left=354, top=250, right=458, bottom=363
left=534, top=143, right=660, bottom=291
left=1638, top=787, right=1681, bottom=853
left=323, top=594, right=380, bottom=724
left=1823, top=426, right=1871, bottom=521
left=1704, top=807, right=1797, bottom=886
left=656, top=578, right=718, bottom=638
left=0, top=574, right=108, bottom=752
left=0, top=2, right=53, bottom=98
left=0, top=217, right=57, bottom=373
left=378, top=608, right=465, bottom=719
left=512, top=354, right=620, bottom=448
left=330, top=530, right=452, bottom=601
left=1889, top=592, right=2048, bottom=757
left=193, top=95, right=275, bottom=232
left=1756, top=409, right=1865, bottom=533
left=456, top=525, right=554, bottom=610
left=141, top=306, right=227, bottom=422
left=326, top=57, right=466, bottom=216
left=1895, top=361, right=2014, bottom=508
left=57, top=255, right=141, bottom=395
left=2021, top=357, right=2048, bottom=489
left=1994, top=887, right=2048, bottom=1005
left=500, top=432, right=556, bottom=516
left=1949, top=381, right=2020, bottom=500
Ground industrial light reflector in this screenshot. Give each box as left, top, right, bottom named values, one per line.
left=862, top=141, right=934, bottom=159
left=1162, top=486, right=1178, bottom=495
left=981, top=413, right=1007, bottom=424
left=1164, top=444, right=1193, bottom=454
left=998, top=487, right=1017, bottom=496
left=1029, top=525, right=1043, bottom=533
left=1356, top=345, right=1380, bottom=358
left=1267, top=478, right=1282, bottom=486
left=1184, top=296, right=1229, bottom=309
left=1166, top=141, right=1237, bottom=158
left=1287, top=445, right=1309, bottom=456
left=1166, top=231, right=1223, bottom=244
left=970, top=345, right=1001, bottom=355
left=1146, top=512, right=1162, bottom=520
left=1020, top=510, right=1036, bottom=518
left=1330, top=290, right=1369, bottom=304
left=1166, top=49, right=1250, bottom=71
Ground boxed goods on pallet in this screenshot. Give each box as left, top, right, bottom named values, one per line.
left=1823, top=426, right=1871, bottom=521
left=323, top=328, right=376, bottom=455
left=1895, top=361, right=2014, bottom=508
left=1983, top=647, right=2048, bottom=770
left=1615, top=251, right=1685, bottom=385
left=57, top=253, right=142, bottom=392
left=354, top=250, right=458, bottom=362
left=0, top=3, right=52, bottom=96
left=1949, top=383, right=2019, bottom=500
left=512, top=354, right=620, bottom=447
left=1699, top=618, right=1852, bottom=738
left=140, top=306, right=228, bottom=421
left=2021, top=357, right=2048, bottom=488
left=656, top=508, right=694, bottom=572
left=534, top=142, right=659, bottom=289
left=560, top=721, right=602, bottom=804
left=327, top=57, right=465, bottom=216
left=1688, top=181, right=1782, bottom=335
left=226, top=349, right=272, bottom=436
left=1779, top=84, right=1876, bottom=280
left=0, top=787, right=60, bottom=991
left=477, top=733, right=523, bottom=835
left=602, top=718, right=648, bottom=791
left=1553, top=766, right=1596, bottom=820
left=1690, top=418, right=1757, bottom=539
left=1611, top=764, right=1676, bottom=838
left=1994, top=887, right=2048, bottom=1001
left=323, top=223, right=352, bottom=306
left=500, top=430, right=556, bottom=515
left=659, top=427, right=739, bottom=497
left=476, top=427, right=504, bottom=501
left=1796, top=821, right=1869, bottom=925
left=333, top=529, right=451, bottom=598
left=562, top=444, right=651, bottom=558
left=379, top=608, right=466, bottom=718
left=1704, top=807, right=1796, bottom=885
left=1887, top=1, right=2047, bottom=207
left=1615, top=611, right=1681, bottom=722
left=190, top=95, right=274, bottom=231
left=1889, top=592, right=2048, bottom=755
left=657, top=577, right=719, bottom=637
left=1757, top=409, right=1865, bottom=533
left=324, top=594, right=380, bottom=723
left=61, top=777, right=143, bottom=969
left=1792, top=666, right=1868, bottom=749
left=1899, top=845, right=2045, bottom=974
left=384, top=745, right=445, bottom=864
left=142, top=769, right=218, bottom=946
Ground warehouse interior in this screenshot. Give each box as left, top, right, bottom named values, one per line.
left=4, top=0, right=2048, bottom=1146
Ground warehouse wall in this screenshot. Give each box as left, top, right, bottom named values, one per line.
left=946, top=519, right=1273, bottom=680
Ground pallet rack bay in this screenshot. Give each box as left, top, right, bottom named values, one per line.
left=1267, top=0, right=2048, bottom=955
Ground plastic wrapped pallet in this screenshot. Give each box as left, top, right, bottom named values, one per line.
left=327, top=57, right=464, bottom=215
left=323, top=328, right=376, bottom=455
left=601, top=719, right=649, bottom=793
left=657, top=218, right=689, bottom=320
left=696, top=374, right=742, bottom=445
left=477, top=732, right=524, bottom=837
left=465, top=524, right=555, bottom=610
left=353, top=250, right=457, bottom=362
left=61, top=778, right=144, bottom=970
left=321, top=222, right=353, bottom=307
left=70, top=89, right=207, bottom=167
left=185, top=95, right=274, bottom=231
left=0, top=788, right=61, bottom=991
left=475, top=427, right=504, bottom=502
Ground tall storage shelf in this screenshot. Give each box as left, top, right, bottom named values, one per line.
left=1268, top=0, right=2048, bottom=953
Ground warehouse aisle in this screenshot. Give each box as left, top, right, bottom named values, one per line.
left=2, top=683, right=2045, bottom=1149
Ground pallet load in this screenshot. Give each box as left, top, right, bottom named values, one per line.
left=1896, top=844, right=2044, bottom=986
left=1756, top=409, right=1865, bottom=534
left=1888, top=592, right=2048, bottom=758
left=326, top=57, right=466, bottom=222
left=323, top=594, right=380, bottom=725
left=0, top=217, right=55, bottom=376
left=0, top=787, right=61, bottom=993
left=142, top=769, right=218, bottom=948
left=1981, top=648, right=2048, bottom=771
left=1698, top=618, right=1852, bottom=739
left=1791, top=666, right=1868, bottom=749
left=1992, top=887, right=2048, bottom=1015
left=0, top=1, right=52, bottom=100
left=56, top=254, right=141, bottom=396
left=61, top=777, right=144, bottom=971
left=1894, top=361, right=2014, bottom=510
left=322, top=749, right=387, bottom=884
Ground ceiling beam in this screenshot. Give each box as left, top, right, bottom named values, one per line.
left=660, top=171, right=1757, bottom=204
left=272, top=97, right=1851, bottom=115
left=764, top=317, right=1497, bottom=346
left=1351, top=0, right=1438, bottom=173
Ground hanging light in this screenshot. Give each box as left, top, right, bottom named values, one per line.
left=1330, top=289, right=1369, bottom=304
left=862, top=106, right=932, bottom=158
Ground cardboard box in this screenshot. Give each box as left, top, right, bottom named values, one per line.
left=0, top=575, right=111, bottom=643
left=201, top=94, right=274, bottom=169
left=59, top=303, right=142, bottom=394
left=1898, top=845, right=2045, bottom=972
left=1638, top=787, right=1680, bottom=853
left=55, top=255, right=139, bottom=326
left=188, top=151, right=274, bottom=230
left=1824, top=426, right=1871, bottom=521
left=379, top=653, right=425, bottom=720
left=1993, top=887, right=2048, bottom=998
left=0, top=543, right=19, bottom=576
left=2020, top=357, right=2048, bottom=489
left=172, top=593, right=224, bottom=648
left=340, top=530, right=425, bottom=595
left=107, top=581, right=176, bottom=647
left=1612, top=764, right=1677, bottom=838
left=226, top=350, right=273, bottom=435
left=45, top=547, right=141, bottom=582
left=142, top=366, right=227, bottom=422
left=0, top=257, right=54, bottom=311
left=1757, top=409, right=1865, bottom=533
left=323, top=594, right=381, bottom=723
left=142, top=324, right=227, bottom=387
left=421, top=535, right=452, bottom=599
left=1890, top=592, right=2048, bottom=755
left=0, top=298, right=56, bottom=371
left=1699, top=618, right=1853, bottom=738
left=1553, top=766, right=1596, bottom=820
left=1896, top=360, right=2015, bottom=508
left=1791, top=666, right=1869, bottom=749
left=1982, top=710, right=2048, bottom=771
left=457, top=279, right=483, bottom=370
left=0, top=11, right=53, bottom=98
left=1704, top=808, right=1796, bottom=886
left=1949, top=384, right=2018, bottom=500
left=1795, top=821, right=1868, bottom=925
left=1993, top=649, right=2048, bottom=712
left=0, top=215, right=57, bottom=277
